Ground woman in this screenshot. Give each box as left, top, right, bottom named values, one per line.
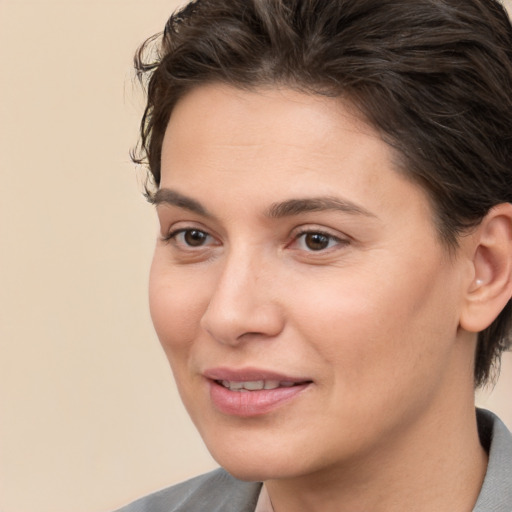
left=116, top=0, right=512, bottom=510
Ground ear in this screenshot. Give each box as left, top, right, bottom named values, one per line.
left=459, top=203, right=512, bottom=333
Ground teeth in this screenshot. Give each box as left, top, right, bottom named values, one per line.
left=220, top=380, right=293, bottom=391
left=221, top=380, right=243, bottom=390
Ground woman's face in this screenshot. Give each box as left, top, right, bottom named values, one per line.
left=149, top=84, right=473, bottom=481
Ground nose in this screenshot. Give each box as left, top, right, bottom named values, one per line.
left=199, top=251, right=285, bottom=346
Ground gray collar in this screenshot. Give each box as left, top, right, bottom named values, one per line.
left=473, top=409, right=512, bottom=511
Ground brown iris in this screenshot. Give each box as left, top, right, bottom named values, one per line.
left=304, top=233, right=330, bottom=251
left=184, top=230, right=208, bottom=247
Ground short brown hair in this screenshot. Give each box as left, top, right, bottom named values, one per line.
left=133, top=0, right=512, bottom=386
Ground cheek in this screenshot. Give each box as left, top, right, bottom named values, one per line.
left=285, top=269, right=460, bottom=444
left=290, top=256, right=460, bottom=388
left=148, top=254, right=209, bottom=359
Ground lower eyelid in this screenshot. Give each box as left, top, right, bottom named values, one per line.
left=291, top=228, right=352, bottom=252
left=296, top=231, right=342, bottom=242
left=166, top=228, right=220, bottom=249
left=162, top=227, right=347, bottom=251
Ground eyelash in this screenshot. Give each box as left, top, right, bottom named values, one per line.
left=163, top=227, right=348, bottom=254
left=291, top=229, right=347, bottom=252
left=162, top=228, right=214, bottom=247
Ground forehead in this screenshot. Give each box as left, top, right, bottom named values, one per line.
left=160, top=83, right=436, bottom=229
left=165, top=84, right=372, bottom=147
left=163, top=84, right=385, bottom=178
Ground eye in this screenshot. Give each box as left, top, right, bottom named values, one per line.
left=165, top=228, right=213, bottom=248
left=294, top=230, right=345, bottom=252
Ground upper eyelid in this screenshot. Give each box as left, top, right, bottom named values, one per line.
left=293, top=231, right=345, bottom=245
left=163, top=227, right=220, bottom=250
left=164, top=227, right=209, bottom=239
left=290, top=224, right=349, bottom=240
left=160, top=222, right=349, bottom=245
left=288, top=227, right=351, bottom=252
left=295, top=228, right=341, bottom=238
left=160, top=219, right=215, bottom=237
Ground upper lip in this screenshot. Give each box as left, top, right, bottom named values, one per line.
left=203, top=366, right=312, bottom=383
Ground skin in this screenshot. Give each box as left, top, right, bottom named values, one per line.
left=149, top=84, right=490, bottom=511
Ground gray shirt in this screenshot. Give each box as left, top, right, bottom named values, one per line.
left=474, top=409, right=512, bottom=511
left=114, top=409, right=512, bottom=512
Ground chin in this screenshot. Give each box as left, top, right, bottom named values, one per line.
left=221, top=465, right=272, bottom=482
left=215, top=457, right=294, bottom=482
left=203, top=435, right=312, bottom=483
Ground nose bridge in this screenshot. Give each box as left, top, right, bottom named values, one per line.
left=200, top=243, right=282, bottom=345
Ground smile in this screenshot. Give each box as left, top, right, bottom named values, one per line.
left=205, top=370, right=312, bottom=417
left=217, top=380, right=298, bottom=391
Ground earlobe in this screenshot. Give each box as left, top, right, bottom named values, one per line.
left=459, top=203, right=512, bottom=333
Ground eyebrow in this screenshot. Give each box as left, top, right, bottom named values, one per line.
left=151, top=189, right=212, bottom=217
left=266, top=196, right=376, bottom=219
left=151, top=188, right=375, bottom=220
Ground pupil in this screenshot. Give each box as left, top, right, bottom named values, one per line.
left=305, top=233, right=329, bottom=251
left=185, top=230, right=206, bottom=246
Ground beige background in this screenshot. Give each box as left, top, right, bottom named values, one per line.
left=0, top=1, right=511, bottom=511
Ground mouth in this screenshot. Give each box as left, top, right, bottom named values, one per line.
left=215, top=379, right=307, bottom=391
left=204, top=368, right=313, bottom=417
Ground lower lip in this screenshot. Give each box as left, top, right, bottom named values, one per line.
left=208, top=381, right=310, bottom=417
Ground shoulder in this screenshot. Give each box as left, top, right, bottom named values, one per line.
left=113, top=468, right=262, bottom=512
left=474, top=409, right=512, bottom=511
